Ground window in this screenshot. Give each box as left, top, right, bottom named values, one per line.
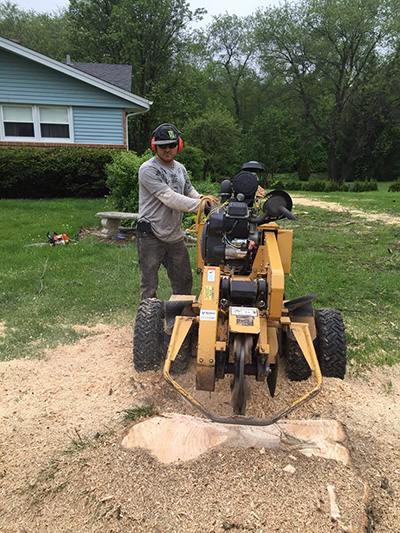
left=39, top=107, right=70, bottom=138
left=0, top=105, right=73, bottom=142
left=3, top=106, right=34, bottom=137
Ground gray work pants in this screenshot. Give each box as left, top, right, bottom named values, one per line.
left=136, top=232, right=193, bottom=300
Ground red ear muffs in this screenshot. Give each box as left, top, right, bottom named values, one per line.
left=151, top=137, right=184, bottom=152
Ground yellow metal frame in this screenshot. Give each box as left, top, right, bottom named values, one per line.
left=196, top=266, right=221, bottom=391
left=163, top=315, right=322, bottom=426
left=162, top=198, right=323, bottom=426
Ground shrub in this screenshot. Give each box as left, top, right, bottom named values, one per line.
left=324, top=180, right=344, bottom=192
left=352, top=179, right=378, bottom=192
left=0, top=147, right=113, bottom=199
left=0, top=146, right=114, bottom=198
left=105, top=150, right=153, bottom=212
left=297, top=157, right=311, bottom=181
left=389, top=180, right=400, bottom=192
left=270, top=179, right=285, bottom=190
left=285, top=180, right=302, bottom=191
left=352, top=181, right=363, bottom=192
left=191, top=176, right=220, bottom=197
left=176, top=145, right=206, bottom=180
left=301, top=179, right=326, bottom=192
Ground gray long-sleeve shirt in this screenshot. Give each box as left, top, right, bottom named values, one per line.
left=138, top=156, right=202, bottom=243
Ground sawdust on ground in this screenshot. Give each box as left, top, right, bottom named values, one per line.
left=291, top=196, right=400, bottom=225
left=0, top=325, right=399, bottom=533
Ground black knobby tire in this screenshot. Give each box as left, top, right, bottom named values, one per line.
left=133, top=298, right=166, bottom=372
left=284, top=333, right=312, bottom=382
left=315, top=308, right=347, bottom=379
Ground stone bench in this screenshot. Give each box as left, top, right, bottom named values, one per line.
left=96, top=211, right=139, bottom=238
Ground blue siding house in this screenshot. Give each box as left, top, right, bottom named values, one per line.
left=0, top=37, right=152, bottom=149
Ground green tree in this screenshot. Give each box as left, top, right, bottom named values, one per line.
left=66, top=0, right=206, bottom=152
left=339, top=48, right=400, bottom=181
left=244, top=108, right=297, bottom=180
left=66, top=0, right=124, bottom=63
left=0, top=1, right=22, bottom=37
left=256, top=0, right=400, bottom=182
left=0, top=1, right=68, bottom=60
left=195, top=14, right=257, bottom=121
left=184, top=104, right=243, bottom=179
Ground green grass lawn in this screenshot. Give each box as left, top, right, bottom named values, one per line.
left=282, top=206, right=400, bottom=367
left=0, top=199, right=139, bottom=360
left=0, top=195, right=399, bottom=368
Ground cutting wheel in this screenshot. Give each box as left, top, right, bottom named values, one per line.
left=231, top=335, right=252, bottom=415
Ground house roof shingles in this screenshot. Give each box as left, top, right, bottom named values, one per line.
left=69, top=62, right=133, bottom=92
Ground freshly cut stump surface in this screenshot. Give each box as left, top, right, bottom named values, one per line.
left=122, top=413, right=349, bottom=465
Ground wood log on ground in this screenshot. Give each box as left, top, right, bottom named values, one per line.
left=121, top=413, right=349, bottom=464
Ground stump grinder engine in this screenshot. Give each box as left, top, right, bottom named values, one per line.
left=133, top=167, right=347, bottom=425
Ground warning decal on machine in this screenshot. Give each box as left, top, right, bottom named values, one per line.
left=200, top=310, right=217, bottom=321
left=231, top=307, right=258, bottom=317
left=207, top=269, right=216, bottom=282
left=203, top=285, right=215, bottom=300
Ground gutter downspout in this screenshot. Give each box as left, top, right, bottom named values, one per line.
left=125, top=107, right=152, bottom=151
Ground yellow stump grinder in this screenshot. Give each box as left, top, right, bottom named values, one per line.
left=133, top=165, right=347, bottom=425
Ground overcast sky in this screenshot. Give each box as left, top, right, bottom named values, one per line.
left=14, top=0, right=279, bottom=24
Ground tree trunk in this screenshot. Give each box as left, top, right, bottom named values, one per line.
left=203, top=159, right=211, bottom=180
left=232, top=86, right=240, bottom=119
left=327, top=140, right=339, bottom=182
left=340, top=161, right=354, bottom=184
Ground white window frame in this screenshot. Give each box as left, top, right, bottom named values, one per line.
left=0, top=104, right=74, bottom=143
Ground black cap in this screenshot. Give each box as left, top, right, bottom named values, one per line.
left=152, top=123, right=180, bottom=145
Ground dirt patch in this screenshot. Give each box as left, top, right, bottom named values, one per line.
left=292, top=196, right=400, bottom=225
left=1, top=326, right=399, bottom=532
left=77, top=226, right=137, bottom=244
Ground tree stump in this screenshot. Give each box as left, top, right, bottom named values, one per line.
left=121, top=413, right=349, bottom=464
